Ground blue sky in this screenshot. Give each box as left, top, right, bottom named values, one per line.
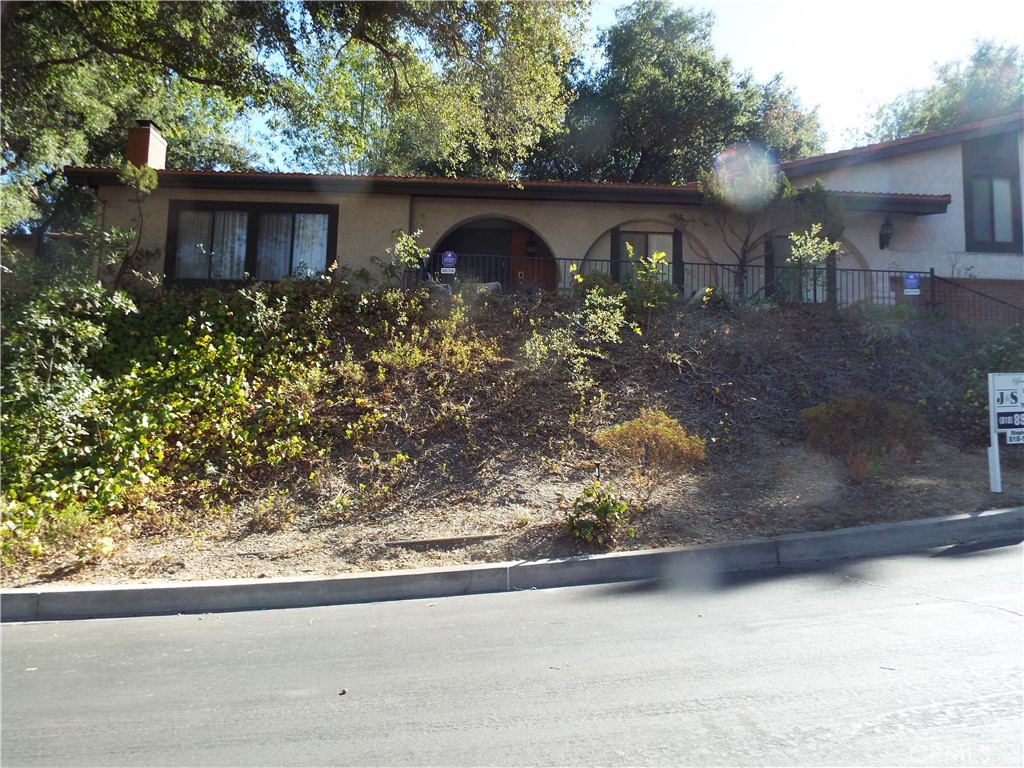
left=587, top=0, right=1024, bottom=152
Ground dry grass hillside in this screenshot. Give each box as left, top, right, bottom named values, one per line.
left=3, top=285, right=1022, bottom=587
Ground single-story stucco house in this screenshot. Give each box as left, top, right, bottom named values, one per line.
left=63, top=113, right=1022, bottom=313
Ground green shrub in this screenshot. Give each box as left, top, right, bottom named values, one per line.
left=563, top=480, right=633, bottom=545
left=571, top=269, right=626, bottom=299
left=958, top=325, right=1024, bottom=442
left=0, top=279, right=338, bottom=563
left=624, top=245, right=677, bottom=321
left=594, top=409, right=706, bottom=500
left=523, top=288, right=633, bottom=404
left=801, top=395, right=928, bottom=482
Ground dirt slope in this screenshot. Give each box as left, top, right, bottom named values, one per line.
left=4, top=295, right=1022, bottom=587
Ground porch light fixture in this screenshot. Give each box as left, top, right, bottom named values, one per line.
left=879, top=215, right=894, bottom=250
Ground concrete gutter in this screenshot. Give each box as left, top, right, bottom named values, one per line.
left=2, top=507, right=1022, bottom=623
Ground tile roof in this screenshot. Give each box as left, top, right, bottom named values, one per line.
left=63, top=164, right=952, bottom=213
left=63, top=166, right=704, bottom=204
left=68, top=115, right=1018, bottom=215
left=64, top=165, right=700, bottom=190
left=829, top=190, right=951, bottom=214
left=782, top=112, right=1024, bottom=177
left=66, top=112, right=1023, bottom=196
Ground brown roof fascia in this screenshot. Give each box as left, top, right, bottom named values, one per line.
left=62, top=168, right=949, bottom=213
left=63, top=167, right=704, bottom=205
left=831, top=191, right=951, bottom=215
left=782, top=112, right=1024, bottom=178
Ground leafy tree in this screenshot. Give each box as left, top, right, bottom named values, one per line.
left=271, top=2, right=587, bottom=179
left=430, top=1, right=587, bottom=180
left=1, top=1, right=282, bottom=234
left=520, top=0, right=823, bottom=184
left=517, top=61, right=614, bottom=181
left=864, top=40, right=1023, bottom=142
left=2, top=1, right=587, bottom=237
left=740, top=75, right=825, bottom=163
left=269, top=40, right=398, bottom=175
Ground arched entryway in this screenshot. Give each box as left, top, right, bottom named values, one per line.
left=431, top=218, right=557, bottom=292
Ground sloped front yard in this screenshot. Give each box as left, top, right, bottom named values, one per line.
left=3, top=286, right=1021, bottom=587
left=5, top=432, right=1019, bottom=587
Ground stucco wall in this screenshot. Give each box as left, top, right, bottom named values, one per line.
left=96, top=131, right=1022, bottom=289
left=409, top=197, right=694, bottom=264
left=99, top=186, right=411, bottom=281
left=109, top=185, right=739, bottom=285
left=788, top=141, right=1024, bottom=280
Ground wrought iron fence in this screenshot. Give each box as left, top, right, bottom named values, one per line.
left=928, top=275, right=1024, bottom=328
left=676, top=262, right=913, bottom=307
left=416, top=252, right=1022, bottom=328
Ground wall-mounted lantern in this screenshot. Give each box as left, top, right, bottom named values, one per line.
left=879, top=215, right=894, bottom=250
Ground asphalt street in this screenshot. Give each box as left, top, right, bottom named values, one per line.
left=2, top=541, right=1022, bottom=767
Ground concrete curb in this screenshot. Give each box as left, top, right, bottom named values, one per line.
left=3, top=507, right=1022, bottom=623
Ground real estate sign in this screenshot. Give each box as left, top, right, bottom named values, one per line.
left=991, top=372, right=1024, bottom=430
left=988, top=372, right=1024, bottom=492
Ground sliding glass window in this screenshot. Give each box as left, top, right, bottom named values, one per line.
left=167, top=201, right=337, bottom=283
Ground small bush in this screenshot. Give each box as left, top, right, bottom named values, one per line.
left=370, top=296, right=499, bottom=383
left=801, top=395, right=928, bottom=482
left=563, top=480, right=633, bottom=545
left=957, top=325, right=1024, bottom=442
left=700, top=286, right=732, bottom=312
left=624, top=246, right=677, bottom=321
left=595, top=409, right=706, bottom=500
left=523, top=288, right=633, bottom=404
left=246, top=490, right=298, bottom=534
left=571, top=269, right=626, bottom=299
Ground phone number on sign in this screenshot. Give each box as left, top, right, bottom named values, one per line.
left=996, top=412, right=1024, bottom=429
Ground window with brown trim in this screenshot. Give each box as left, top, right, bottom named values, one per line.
left=618, top=230, right=677, bottom=283
left=962, top=134, right=1022, bottom=254
left=165, top=201, right=339, bottom=282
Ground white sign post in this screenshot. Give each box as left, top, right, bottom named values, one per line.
left=988, top=372, right=1024, bottom=493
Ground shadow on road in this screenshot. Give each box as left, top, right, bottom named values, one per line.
left=583, top=538, right=1024, bottom=600
left=929, top=535, right=1023, bottom=557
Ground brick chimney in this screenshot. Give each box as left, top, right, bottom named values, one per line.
left=126, top=120, right=167, bottom=170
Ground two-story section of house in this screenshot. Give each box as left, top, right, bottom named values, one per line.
left=782, top=114, right=1023, bottom=294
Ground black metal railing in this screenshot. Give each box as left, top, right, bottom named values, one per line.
left=929, top=275, right=1024, bottom=328
left=425, top=252, right=513, bottom=286
left=414, top=252, right=1022, bottom=328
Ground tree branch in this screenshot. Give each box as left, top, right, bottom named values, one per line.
left=83, top=35, right=230, bottom=88
left=342, top=33, right=401, bottom=98
left=33, top=47, right=99, bottom=69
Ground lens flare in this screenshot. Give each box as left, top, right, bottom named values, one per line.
left=713, top=143, right=779, bottom=212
